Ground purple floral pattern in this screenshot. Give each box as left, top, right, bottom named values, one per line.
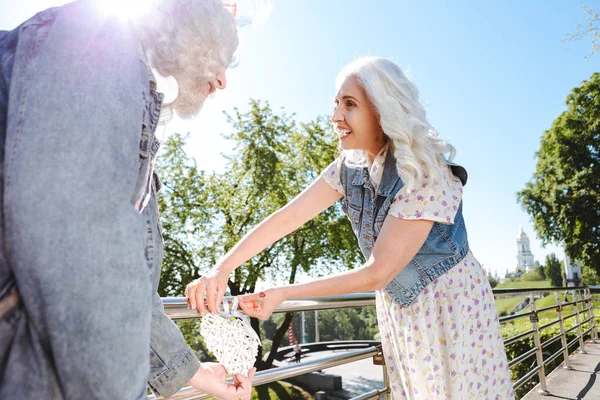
left=376, top=252, right=515, bottom=399
left=388, top=164, right=463, bottom=224
left=321, top=154, right=346, bottom=195
left=322, top=148, right=513, bottom=398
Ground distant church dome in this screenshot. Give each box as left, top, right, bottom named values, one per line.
left=517, top=225, right=528, bottom=239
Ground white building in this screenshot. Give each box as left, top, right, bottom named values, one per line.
left=516, top=225, right=535, bottom=273
left=563, top=253, right=582, bottom=287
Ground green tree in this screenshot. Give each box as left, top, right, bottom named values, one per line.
left=535, top=261, right=546, bottom=281
left=582, top=265, right=600, bottom=286
left=156, top=100, right=362, bottom=369
left=289, top=307, right=380, bottom=344
left=521, top=269, right=544, bottom=282
left=517, top=73, right=600, bottom=275
left=545, top=254, right=564, bottom=287
left=155, top=133, right=212, bottom=296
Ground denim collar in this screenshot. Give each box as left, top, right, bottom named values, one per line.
left=349, top=149, right=401, bottom=196
left=348, top=149, right=467, bottom=195
left=351, top=167, right=369, bottom=186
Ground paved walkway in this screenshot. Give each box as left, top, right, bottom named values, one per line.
left=522, top=341, right=600, bottom=400
left=321, top=352, right=385, bottom=399
left=279, top=349, right=385, bottom=399
left=297, top=343, right=600, bottom=399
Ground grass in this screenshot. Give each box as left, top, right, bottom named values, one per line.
left=204, top=381, right=309, bottom=400
left=493, top=280, right=593, bottom=320
left=495, top=280, right=552, bottom=289
left=495, top=297, right=527, bottom=315
left=494, top=280, right=552, bottom=315
left=251, top=381, right=310, bottom=400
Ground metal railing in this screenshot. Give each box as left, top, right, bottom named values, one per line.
left=153, top=294, right=386, bottom=400
left=152, top=287, right=600, bottom=399
left=496, top=286, right=599, bottom=396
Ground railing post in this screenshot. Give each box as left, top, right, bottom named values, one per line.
left=530, top=294, right=549, bottom=395
left=554, top=291, right=571, bottom=370
left=382, top=363, right=390, bottom=399
left=585, top=288, right=598, bottom=343
left=373, top=345, right=390, bottom=399
left=573, top=290, right=586, bottom=354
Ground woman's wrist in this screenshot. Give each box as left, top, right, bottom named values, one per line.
left=273, top=286, right=290, bottom=302
left=214, top=260, right=237, bottom=275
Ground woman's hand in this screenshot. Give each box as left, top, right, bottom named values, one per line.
left=185, top=267, right=230, bottom=315
left=188, top=362, right=256, bottom=400
left=237, top=288, right=286, bottom=320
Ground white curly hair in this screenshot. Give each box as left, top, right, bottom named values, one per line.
left=336, top=57, right=456, bottom=190
left=134, top=0, right=239, bottom=118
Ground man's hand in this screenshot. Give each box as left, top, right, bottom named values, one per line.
left=188, top=363, right=256, bottom=400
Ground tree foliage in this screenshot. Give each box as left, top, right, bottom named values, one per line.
left=155, top=100, right=363, bottom=368
left=535, top=261, right=547, bottom=281
left=517, top=73, right=600, bottom=275
left=544, top=253, right=564, bottom=287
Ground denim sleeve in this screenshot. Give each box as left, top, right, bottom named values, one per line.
left=3, top=3, right=151, bottom=399
left=145, top=193, right=201, bottom=397
left=148, top=292, right=201, bottom=397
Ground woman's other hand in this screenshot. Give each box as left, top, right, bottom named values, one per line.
left=237, top=288, right=285, bottom=320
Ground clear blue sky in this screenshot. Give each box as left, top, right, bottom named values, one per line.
left=2, top=0, right=599, bottom=279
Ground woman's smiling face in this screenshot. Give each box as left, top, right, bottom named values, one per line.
left=331, top=76, right=385, bottom=159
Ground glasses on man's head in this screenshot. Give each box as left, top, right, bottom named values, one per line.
left=223, top=2, right=238, bottom=19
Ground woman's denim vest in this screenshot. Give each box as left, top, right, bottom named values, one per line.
left=340, top=150, right=470, bottom=307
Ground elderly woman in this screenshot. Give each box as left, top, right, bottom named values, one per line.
left=0, top=1, right=254, bottom=399
left=186, top=57, right=515, bottom=399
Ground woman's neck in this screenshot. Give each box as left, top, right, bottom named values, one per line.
left=366, top=136, right=388, bottom=161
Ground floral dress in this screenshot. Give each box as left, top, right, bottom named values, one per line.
left=321, top=145, right=514, bottom=399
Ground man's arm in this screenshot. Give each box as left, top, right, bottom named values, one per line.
left=5, top=3, right=151, bottom=398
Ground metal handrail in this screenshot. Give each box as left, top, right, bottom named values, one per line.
left=163, top=287, right=600, bottom=318
left=148, top=346, right=380, bottom=400
left=156, top=286, right=600, bottom=399
left=349, top=387, right=389, bottom=400
left=162, top=292, right=377, bottom=320
left=504, top=329, right=534, bottom=347
left=508, top=348, right=537, bottom=368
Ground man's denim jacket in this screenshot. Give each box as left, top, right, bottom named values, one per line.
left=340, top=150, right=470, bottom=307
left=0, top=2, right=198, bottom=398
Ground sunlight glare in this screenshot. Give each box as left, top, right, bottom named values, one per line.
left=96, top=0, right=153, bottom=19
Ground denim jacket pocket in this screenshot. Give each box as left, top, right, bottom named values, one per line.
left=347, top=201, right=362, bottom=227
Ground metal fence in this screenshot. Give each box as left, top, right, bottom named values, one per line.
left=151, top=287, right=600, bottom=399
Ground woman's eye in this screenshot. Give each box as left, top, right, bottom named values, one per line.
left=347, top=100, right=356, bottom=107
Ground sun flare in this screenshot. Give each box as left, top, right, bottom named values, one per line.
left=95, top=0, right=153, bottom=19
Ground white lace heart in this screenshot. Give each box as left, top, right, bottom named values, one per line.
left=199, top=298, right=261, bottom=375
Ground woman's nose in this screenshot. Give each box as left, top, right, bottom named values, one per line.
left=331, top=107, right=342, bottom=123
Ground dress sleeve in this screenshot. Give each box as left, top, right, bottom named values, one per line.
left=388, top=166, right=463, bottom=224
left=320, top=154, right=345, bottom=196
